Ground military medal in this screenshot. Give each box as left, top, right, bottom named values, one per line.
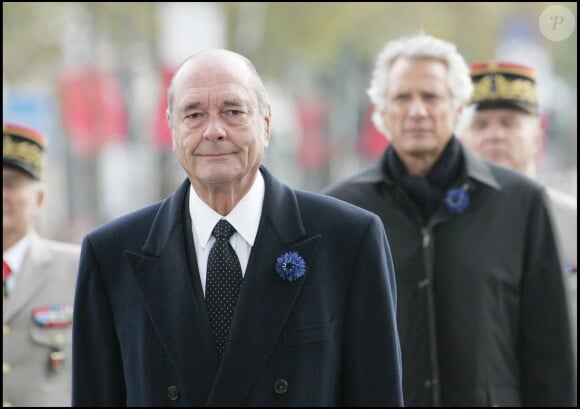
left=49, top=349, right=65, bottom=373
left=32, top=304, right=73, bottom=327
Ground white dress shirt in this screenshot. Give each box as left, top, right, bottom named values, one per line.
left=3, top=234, right=32, bottom=294
left=189, top=171, right=265, bottom=295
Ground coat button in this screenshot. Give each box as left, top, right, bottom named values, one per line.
left=167, top=385, right=180, bottom=401
left=417, top=278, right=430, bottom=289
left=424, top=378, right=438, bottom=388
left=274, top=379, right=288, bottom=394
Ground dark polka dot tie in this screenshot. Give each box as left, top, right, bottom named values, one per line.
left=205, top=219, right=243, bottom=359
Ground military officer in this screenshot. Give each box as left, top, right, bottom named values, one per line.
left=458, top=61, right=577, bottom=353
left=3, top=123, right=80, bottom=406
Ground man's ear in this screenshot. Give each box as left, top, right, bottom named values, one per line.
left=36, top=185, right=46, bottom=208
left=534, top=114, right=548, bottom=158
left=263, top=104, right=272, bottom=147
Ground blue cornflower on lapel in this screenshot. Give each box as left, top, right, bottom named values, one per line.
left=444, top=184, right=470, bottom=214
left=276, top=251, right=307, bottom=282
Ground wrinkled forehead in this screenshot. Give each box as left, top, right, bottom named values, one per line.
left=174, top=55, right=256, bottom=105
left=387, top=58, right=451, bottom=93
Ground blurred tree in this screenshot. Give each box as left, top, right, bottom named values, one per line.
left=4, top=2, right=575, bottom=88
left=219, top=2, right=576, bottom=85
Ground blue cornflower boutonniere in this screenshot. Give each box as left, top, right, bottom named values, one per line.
left=276, top=251, right=307, bottom=281
left=444, top=184, right=470, bottom=214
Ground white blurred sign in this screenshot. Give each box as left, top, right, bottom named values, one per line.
left=156, top=2, right=227, bottom=66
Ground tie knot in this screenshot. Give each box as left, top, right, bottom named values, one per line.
left=212, top=219, right=236, bottom=240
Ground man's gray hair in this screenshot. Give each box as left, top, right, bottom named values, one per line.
left=367, top=34, right=473, bottom=134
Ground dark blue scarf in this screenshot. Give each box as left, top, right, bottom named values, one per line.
left=385, top=137, right=464, bottom=221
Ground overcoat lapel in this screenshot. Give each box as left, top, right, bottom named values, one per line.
left=124, top=167, right=321, bottom=406
left=206, top=167, right=321, bottom=406
left=125, top=180, right=218, bottom=405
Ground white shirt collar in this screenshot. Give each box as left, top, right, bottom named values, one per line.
left=3, top=233, right=32, bottom=274
left=189, top=170, right=265, bottom=249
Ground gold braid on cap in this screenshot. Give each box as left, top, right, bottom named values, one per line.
left=3, top=135, right=44, bottom=179
left=472, top=74, right=537, bottom=105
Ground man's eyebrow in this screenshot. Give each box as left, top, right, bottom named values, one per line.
left=179, top=98, right=248, bottom=112
left=222, top=99, right=246, bottom=108
left=180, top=101, right=202, bottom=112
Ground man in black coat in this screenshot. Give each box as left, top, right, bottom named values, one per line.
left=323, top=34, right=575, bottom=406
left=71, top=49, right=403, bottom=406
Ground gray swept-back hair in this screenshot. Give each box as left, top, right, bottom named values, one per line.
left=367, top=34, right=473, bottom=134
left=166, top=49, right=270, bottom=128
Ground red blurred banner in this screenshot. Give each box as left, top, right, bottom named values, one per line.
left=59, top=69, right=127, bottom=157
left=359, top=103, right=389, bottom=161
left=297, top=97, right=327, bottom=170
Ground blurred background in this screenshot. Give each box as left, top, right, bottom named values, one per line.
left=3, top=2, right=577, bottom=244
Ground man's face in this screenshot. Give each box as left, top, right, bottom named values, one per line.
left=381, top=58, right=463, bottom=161
left=170, top=54, right=270, bottom=194
left=461, top=108, right=541, bottom=175
left=3, top=166, right=44, bottom=243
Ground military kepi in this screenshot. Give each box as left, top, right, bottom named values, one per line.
left=3, top=123, right=47, bottom=180
left=469, top=61, right=538, bottom=116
